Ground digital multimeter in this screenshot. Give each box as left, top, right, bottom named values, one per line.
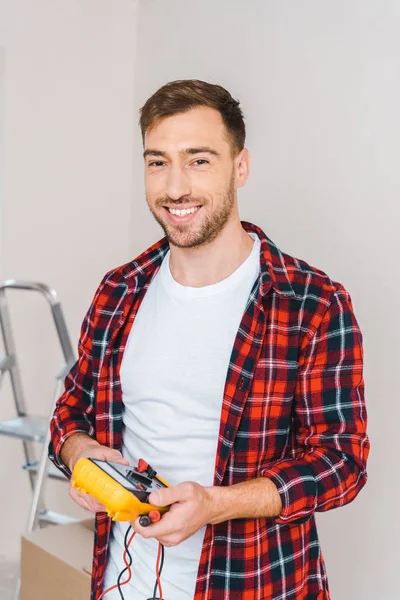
left=72, top=457, right=171, bottom=525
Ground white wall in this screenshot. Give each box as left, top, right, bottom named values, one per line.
left=0, top=47, right=4, bottom=276
left=131, top=1, right=400, bottom=599
left=0, top=2, right=398, bottom=598
left=0, top=0, right=139, bottom=557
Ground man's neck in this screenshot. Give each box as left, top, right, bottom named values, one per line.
left=168, top=219, right=255, bottom=288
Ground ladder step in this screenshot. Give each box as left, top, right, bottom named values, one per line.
left=38, top=509, right=80, bottom=526
left=23, top=461, right=67, bottom=481
left=0, top=415, right=47, bottom=442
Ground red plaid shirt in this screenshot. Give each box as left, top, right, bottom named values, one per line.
left=49, top=221, right=369, bottom=600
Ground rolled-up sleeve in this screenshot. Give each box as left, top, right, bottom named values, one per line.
left=260, top=284, right=370, bottom=523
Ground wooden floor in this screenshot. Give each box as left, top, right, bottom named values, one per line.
left=0, top=557, right=18, bottom=600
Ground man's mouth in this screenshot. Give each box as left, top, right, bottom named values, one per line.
left=163, top=205, right=202, bottom=217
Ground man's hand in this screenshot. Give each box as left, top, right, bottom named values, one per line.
left=62, top=433, right=129, bottom=514
left=131, top=482, right=215, bottom=547
left=131, top=477, right=282, bottom=546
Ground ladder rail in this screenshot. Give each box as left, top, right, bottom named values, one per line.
left=0, top=291, right=36, bottom=491
left=0, top=288, right=28, bottom=417
left=0, top=280, right=75, bottom=367
left=0, top=281, right=77, bottom=600
left=26, top=369, right=67, bottom=533
left=0, top=281, right=76, bottom=493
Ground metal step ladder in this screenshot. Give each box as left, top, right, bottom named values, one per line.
left=0, top=281, right=80, bottom=599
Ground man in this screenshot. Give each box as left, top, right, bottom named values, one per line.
left=49, top=79, right=369, bottom=600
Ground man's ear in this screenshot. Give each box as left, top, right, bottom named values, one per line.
left=235, top=148, right=251, bottom=189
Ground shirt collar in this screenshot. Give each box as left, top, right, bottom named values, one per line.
left=242, top=221, right=295, bottom=298
left=123, top=220, right=295, bottom=299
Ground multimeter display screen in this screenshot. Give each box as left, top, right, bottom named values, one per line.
left=90, top=459, right=164, bottom=492
left=94, top=460, right=141, bottom=491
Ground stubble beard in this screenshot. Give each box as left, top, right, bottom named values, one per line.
left=147, top=175, right=236, bottom=249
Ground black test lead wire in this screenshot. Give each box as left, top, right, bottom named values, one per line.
left=151, top=543, right=165, bottom=600
left=116, top=524, right=167, bottom=600
left=116, top=524, right=133, bottom=600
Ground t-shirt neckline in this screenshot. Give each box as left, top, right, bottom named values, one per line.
left=160, top=233, right=260, bottom=299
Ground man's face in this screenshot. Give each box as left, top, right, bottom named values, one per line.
left=143, top=106, right=239, bottom=248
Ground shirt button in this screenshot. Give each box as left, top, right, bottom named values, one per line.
left=238, top=376, right=245, bottom=390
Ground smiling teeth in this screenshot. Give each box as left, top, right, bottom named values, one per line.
left=168, top=206, right=200, bottom=216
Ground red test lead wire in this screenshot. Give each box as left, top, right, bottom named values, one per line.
left=98, top=529, right=136, bottom=599
left=155, top=542, right=163, bottom=600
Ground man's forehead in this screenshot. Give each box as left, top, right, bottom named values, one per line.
left=144, top=107, right=229, bottom=151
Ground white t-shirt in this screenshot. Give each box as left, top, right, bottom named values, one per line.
left=103, top=232, right=260, bottom=599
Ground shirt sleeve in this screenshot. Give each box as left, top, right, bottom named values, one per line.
left=48, top=276, right=106, bottom=478
left=260, top=284, right=370, bottom=523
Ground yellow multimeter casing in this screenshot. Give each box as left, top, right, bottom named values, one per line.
left=72, top=457, right=171, bottom=522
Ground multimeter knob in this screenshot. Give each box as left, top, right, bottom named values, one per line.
left=139, top=510, right=161, bottom=527
left=148, top=510, right=161, bottom=523
left=139, top=515, right=152, bottom=527
left=137, top=458, right=157, bottom=479
left=137, top=459, right=149, bottom=473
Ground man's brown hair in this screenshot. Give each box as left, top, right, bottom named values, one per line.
left=139, top=79, right=246, bottom=156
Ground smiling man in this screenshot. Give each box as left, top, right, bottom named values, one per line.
left=49, top=79, right=369, bottom=600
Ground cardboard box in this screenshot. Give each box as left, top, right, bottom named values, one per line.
left=20, top=519, right=94, bottom=600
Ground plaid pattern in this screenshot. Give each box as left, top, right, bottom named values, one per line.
left=49, top=221, right=369, bottom=599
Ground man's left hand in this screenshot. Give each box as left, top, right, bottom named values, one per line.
left=131, top=481, right=215, bottom=547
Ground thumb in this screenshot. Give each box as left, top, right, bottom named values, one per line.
left=113, top=455, right=130, bottom=465
left=149, top=487, right=174, bottom=507
left=104, top=449, right=129, bottom=465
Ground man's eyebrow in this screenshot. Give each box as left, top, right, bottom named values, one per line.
left=143, top=149, right=168, bottom=159
left=143, top=147, right=220, bottom=159
left=183, top=147, right=220, bottom=157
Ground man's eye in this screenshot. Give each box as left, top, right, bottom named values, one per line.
left=148, top=161, right=164, bottom=167
left=193, top=159, right=209, bottom=166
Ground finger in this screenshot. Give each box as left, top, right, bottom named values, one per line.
left=69, top=487, right=95, bottom=512
left=89, top=497, right=107, bottom=512
left=149, top=486, right=180, bottom=507
left=102, top=450, right=129, bottom=465
left=131, top=512, right=175, bottom=539
left=70, top=486, right=105, bottom=512
left=70, top=488, right=93, bottom=511
left=113, top=456, right=130, bottom=465
left=131, top=517, right=157, bottom=538
left=130, top=517, right=143, bottom=535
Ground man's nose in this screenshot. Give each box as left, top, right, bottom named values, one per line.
left=166, top=166, right=191, bottom=200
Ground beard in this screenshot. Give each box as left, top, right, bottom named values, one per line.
left=146, top=172, right=236, bottom=249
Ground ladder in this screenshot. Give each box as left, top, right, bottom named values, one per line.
left=0, top=280, right=80, bottom=599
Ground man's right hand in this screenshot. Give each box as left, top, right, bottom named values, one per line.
left=61, top=433, right=129, bottom=514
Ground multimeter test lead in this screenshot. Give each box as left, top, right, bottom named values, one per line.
left=72, top=457, right=171, bottom=600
